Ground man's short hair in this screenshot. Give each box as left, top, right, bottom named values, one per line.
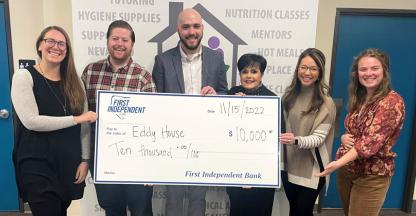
left=106, top=20, right=135, bottom=43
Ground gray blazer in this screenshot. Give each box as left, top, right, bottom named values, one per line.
left=152, top=45, right=228, bottom=94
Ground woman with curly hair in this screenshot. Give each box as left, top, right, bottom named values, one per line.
left=316, top=48, right=405, bottom=216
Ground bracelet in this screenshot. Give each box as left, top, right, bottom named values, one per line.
left=81, top=159, right=89, bottom=163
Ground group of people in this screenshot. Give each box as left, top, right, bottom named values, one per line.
left=11, top=7, right=405, bottom=216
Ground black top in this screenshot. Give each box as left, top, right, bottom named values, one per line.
left=13, top=66, right=84, bottom=201
left=228, top=84, right=276, bottom=96
left=226, top=84, right=285, bottom=215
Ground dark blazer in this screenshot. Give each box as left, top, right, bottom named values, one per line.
left=152, top=45, right=228, bottom=94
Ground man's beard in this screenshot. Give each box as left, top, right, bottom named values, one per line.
left=180, top=34, right=203, bottom=51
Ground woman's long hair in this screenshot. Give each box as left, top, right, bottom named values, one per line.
left=36, top=26, right=85, bottom=115
left=348, top=48, right=391, bottom=113
left=282, top=48, right=329, bottom=114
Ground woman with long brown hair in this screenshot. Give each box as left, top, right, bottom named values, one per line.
left=316, top=48, right=405, bottom=216
left=11, top=26, right=96, bottom=215
left=280, top=48, right=336, bottom=216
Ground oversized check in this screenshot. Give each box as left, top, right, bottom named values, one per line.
left=94, top=90, right=281, bottom=188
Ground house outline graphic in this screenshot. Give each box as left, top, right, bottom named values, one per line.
left=149, top=2, right=247, bottom=86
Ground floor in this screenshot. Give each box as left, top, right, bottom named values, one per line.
left=1, top=209, right=415, bottom=216
left=316, top=209, right=416, bottom=216
left=1, top=198, right=415, bottom=216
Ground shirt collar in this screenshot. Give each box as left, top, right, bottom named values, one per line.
left=105, top=56, right=133, bottom=73
left=179, top=43, right=202, bottom=62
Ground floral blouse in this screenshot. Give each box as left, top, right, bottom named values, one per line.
left=336, top=91, right=405, bottom=176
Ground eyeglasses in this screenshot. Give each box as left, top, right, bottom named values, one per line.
left=299, top=65, right=319, bottom=73
left=43, top=38, right=67, bottom=50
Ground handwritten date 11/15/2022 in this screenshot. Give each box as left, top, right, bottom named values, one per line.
left=218, top=100, right=265, bottom=118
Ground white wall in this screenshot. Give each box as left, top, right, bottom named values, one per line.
left=9, top=0, right=72, bottom=70
left=9, top=0, right=42, bottom=69
left=10, top=0, right=416, bottom=92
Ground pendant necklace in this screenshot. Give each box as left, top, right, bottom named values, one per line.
left=38, top=64, right=67, bottom=115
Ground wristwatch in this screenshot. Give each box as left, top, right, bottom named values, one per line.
left=294, top=138, right=299, bottom=145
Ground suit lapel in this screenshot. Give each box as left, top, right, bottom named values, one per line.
left=201, top=46, right=208, bottom=87
left=173, top=47, right=185, bottom=93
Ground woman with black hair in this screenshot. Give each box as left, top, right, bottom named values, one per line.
left=226, top=53, right=278, bottom=216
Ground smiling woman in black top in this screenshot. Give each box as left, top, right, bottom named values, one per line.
left=11, top=26, right=96, bottom=216
left=228, top=54, right=275, bottom=97
left=226, top=53, right=279, bottom=216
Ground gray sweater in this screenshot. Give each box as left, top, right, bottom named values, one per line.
left=283, top=86, right=336, bottom=190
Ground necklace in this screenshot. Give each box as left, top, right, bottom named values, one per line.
left=38, top=64, right=67, bottom=115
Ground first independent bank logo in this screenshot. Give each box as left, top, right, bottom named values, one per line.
left=107, top=95, right=146, bottom=120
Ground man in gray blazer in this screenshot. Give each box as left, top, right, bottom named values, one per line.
left=152, top=8, right=228, bottom=216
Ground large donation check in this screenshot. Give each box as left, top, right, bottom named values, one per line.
left=94, top=90, right=281, bottom=188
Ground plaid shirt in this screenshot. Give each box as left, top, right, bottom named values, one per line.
left=81, top=57, right=156, bottom=111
